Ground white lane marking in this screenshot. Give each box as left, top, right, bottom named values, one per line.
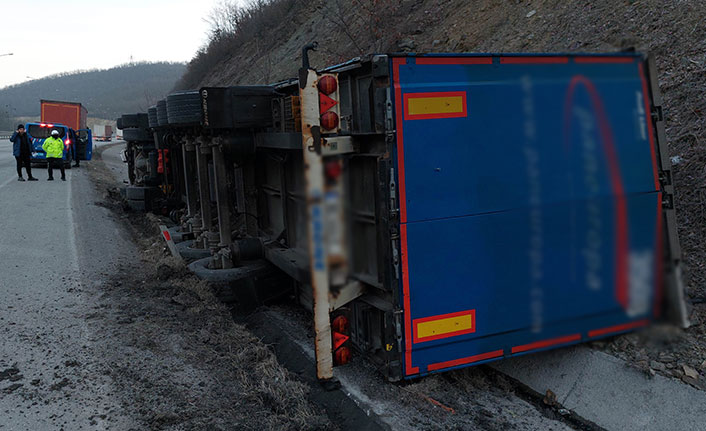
left=67, top=171, right=79, bottom=272
left=68, top=171, right=109, bottom=431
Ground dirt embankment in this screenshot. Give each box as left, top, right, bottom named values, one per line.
left=85, top=145, right=333, bottom=430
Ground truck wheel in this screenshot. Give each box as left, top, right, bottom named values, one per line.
left=156, top=100, right=168, bottom=126
left=147, top=106, right=159, bottom=128
left=127, top=199, right=148, bottom=211
left=176, top=239, right=212, bottom=260
left=167, top=91, right=201, bottom=125
left=122, top=128, right=152, bottom=142
left=187, top=257, right=271, bottom=284
left=121, top=113, right=149, bottom=129
left=125, top=185, right=158, bottom=200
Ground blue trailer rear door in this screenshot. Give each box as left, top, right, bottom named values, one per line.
left=392, top=54, right=662, bottom=377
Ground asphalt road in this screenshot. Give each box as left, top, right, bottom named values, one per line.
left=0, top=141, right=137, bottom=429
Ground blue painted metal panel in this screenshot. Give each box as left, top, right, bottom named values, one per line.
left=26, top=123, right=72, bottom=161
left=392, top=54, right=661, bottom=378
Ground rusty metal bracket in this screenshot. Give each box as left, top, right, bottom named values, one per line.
left=321, top=136, right=356, bottom=156
left=300, top=68, right=334, bottom=381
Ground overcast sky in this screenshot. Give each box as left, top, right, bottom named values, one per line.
left=0, top=0, right=228, bottom=88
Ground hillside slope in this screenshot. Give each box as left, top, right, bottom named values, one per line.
left=180, top=0, right=706, bottom=295
left=0, top=62, right=185, bottom=121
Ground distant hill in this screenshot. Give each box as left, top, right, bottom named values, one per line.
left=0, top=62, right=185, bottom=123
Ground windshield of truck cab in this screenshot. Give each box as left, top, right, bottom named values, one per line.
left=27, top=125, right=67, bottom=139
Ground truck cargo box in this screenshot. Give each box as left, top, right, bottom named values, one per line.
left=389, top=53, right=675, bottom=377
left=41, top=99, right=87, bottom=131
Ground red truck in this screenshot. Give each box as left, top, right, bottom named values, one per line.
left=40, top=100, right=87, bottom=131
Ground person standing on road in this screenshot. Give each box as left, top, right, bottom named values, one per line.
left=9, top=124, right=38, bottom=181
left=70, top=129, right=80, bottom=168
left=43, top=129, right=66, bottom=181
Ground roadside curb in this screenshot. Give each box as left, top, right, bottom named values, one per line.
left=491, top=345, right=706, bottom=430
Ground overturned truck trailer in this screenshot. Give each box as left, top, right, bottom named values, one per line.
left=118, top=48, right=686, bottom=382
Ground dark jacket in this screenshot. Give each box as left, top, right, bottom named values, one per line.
left=9, top=131, right=31, bottom=157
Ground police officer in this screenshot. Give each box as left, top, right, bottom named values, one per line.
left=9, top=124, right=38, bottom=181
left=43, top=129, right=66, bottom=181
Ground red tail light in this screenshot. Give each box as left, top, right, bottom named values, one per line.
left=334, top=346, right=351, bottom=366
left=317, top=75, right=337, bottom=95
left=65, top=139, right=71, bottom=145
left=320, top=111, right=339, bottom=130
left=332, top=315, right=348, bottom=333
left=325, top=160, right=342, bottom=181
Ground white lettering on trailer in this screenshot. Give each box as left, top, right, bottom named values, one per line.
left=636, top=91, right=647, bottom=141
left=522, top=76, right=544, bottom=334
left=628, top=250, right=652, bottom=317
left=575, top=107, right=603, bottom=293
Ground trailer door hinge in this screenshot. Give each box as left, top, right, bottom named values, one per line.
left=385, top=88, right=394, bottom=131
left=651, top=105, right=664, bottom=123
left=389, top=167, right=398, bottom=220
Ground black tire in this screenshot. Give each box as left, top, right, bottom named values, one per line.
left=125, top=185, right=158, bottom=200
left=116, top=117, right=124, bottom=130
left=122, top=128, right=152, bottom=142
left=121, top=113, right=149, bottom=129
left=156, top=100, right=168, bottom=126
left=176, top=239, right=212, bottom=260
left=127, top=199, right=147, bottom=211
left=188, top=257, right=270, bottom=284
left=147, top=106, right=159, bottom=128
left=167, top=91, right=201, bottom=125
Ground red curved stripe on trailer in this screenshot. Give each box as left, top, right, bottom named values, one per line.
left=638, top=62, right=661, bottom=191
left=588, top=319, right=649, bottom=338
left=574, top=57, right=635, bottom=64
left=427, top=349, right=504, bottom=372
left=415, top=57, right=493, bottom=65
left=562, top=75, right=629, bottom=310
left=500, top=56, right=569, bottom=64
left=511, top=333, right=581, bottom=354
left=393, top=57, right=419, bottom=376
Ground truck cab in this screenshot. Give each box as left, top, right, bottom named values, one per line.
left=26, top=122, right=93, bottom=165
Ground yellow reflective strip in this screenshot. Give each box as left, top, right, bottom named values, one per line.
left=417, top=314, right=473, bottom=339
left=407, top=96, right=465, bottom=116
